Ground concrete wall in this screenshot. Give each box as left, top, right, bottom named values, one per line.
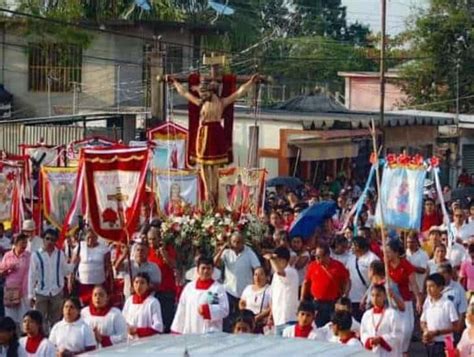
left=345, top=77, right=407, bottom=111
left=0, top=26, right=196, bottom=117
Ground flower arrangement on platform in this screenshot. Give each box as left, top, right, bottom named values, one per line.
left=160, top=207, right=266, bottom=274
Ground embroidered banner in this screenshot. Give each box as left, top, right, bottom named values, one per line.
left=376, top=164, right=426, bottom=230
left=80, top=146, right=150, bottom=242
left=68, top=136, right=116, bottom=162
left=148, top=122, right=188, bottom=169
left=0, top=161, right=22, bottom=226
left=153, top=170, right=199, bottom=215
left=41, top=166, right=78, bottom=231
left=218, top=167, right=267, bottom=215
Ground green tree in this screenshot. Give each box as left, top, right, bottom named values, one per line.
left=401, top=0, right=474, bottom=112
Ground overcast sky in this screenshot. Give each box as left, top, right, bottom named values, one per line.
left=342, top=0, right=429, bottom=34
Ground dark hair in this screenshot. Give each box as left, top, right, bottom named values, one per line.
left=232, top=310, right=255, bottom=333
left=336, top=297, right=352, bottom=309
left=334, top=235, right=348, bottom=247
left=352, top=236, right=369, bottom=252
left=425, top=198, right=435, bottom=204
left=134, top=272, right=151, bottom=285
left=387, top=239, right=404, bottom=256
left=316, top=242, right=331, bottom=256
left=274, top=247, right=290, bottom=261
left=23, top=310, right=45, bottom=336
left=438, top=262, right=453, bottom=275
left=197, top=256, right=214, bottom=268
left=331, top=311, right=352, bottom=331
left=63, top=297, right=82, bottom=312
left=469, top=244, right=474, bottom=254
left=372, top=284, right=387, bottom=295
left=298, top=300, right=315, bottom=315
left=149, top=219, right=162, bottom=228
left=283, top=207, right=294, bottom=214
left=12, top=233, right=27, bottom=245
left=370, top=260, right=385, bottom=277
left=0, top=317, right=18, bottom=357
left=42, top=228, right=58, bottom=240
left=426, top=273, right=446, bottom=288
left=0, top=222, right=4, bottom=230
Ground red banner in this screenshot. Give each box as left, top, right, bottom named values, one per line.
left=81, top=146, right=150, bottom=242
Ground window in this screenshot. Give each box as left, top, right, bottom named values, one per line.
left=166, top=45, right=183, bottom=74
left=28, top=43, right=82, bottom=92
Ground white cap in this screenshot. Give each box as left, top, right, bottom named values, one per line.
left=22, top=219, right=36, bottom=231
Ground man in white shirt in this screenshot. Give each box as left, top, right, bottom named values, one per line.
left=266, top=247, right=299, bottom=336
left=28, top=229, right=73, bottom=332
left=347, top=236, right=379, bottom=322
left=440, top=228, right=468, bottom=270
left=451, top=208, right=474, bottom=244
left=330, top=236, right=352, bottom=266
left=438, top=262, right=468, bottom=322
left=22, top=219, right=42, bottom=253
left=406, top=233, right=429, bottom=293
left=213, top=232, right=260, bottom=330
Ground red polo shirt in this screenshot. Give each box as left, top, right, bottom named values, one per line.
left=305, top=258, right=349, bottom=301
left=148, top=245, right=177, bottom=294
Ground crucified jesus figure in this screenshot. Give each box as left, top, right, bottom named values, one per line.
left=168, top=74, right=259, bottom=206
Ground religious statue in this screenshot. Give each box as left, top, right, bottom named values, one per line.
left=168, top=74, right=259, bottom=205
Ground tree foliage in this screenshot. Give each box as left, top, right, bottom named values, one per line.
left=401, top=0, right=474, bottom=112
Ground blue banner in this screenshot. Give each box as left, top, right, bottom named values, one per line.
left=376, top=166, right=426, bottom=230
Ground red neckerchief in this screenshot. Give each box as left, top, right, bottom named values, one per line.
left=294, top=324, right=313, bottom=338
left=196, top=279, right=214, bottom=290
left=339, top=331, right=357, bottom=344
left=89, top=304, right=112, bottom=317
left=373, top=305, right=384, bottom=314
left=25, top=334, right=43, bottom=353
left=132, top=291, right=152, bottom=304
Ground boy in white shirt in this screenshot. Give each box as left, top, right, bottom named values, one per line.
left=331, top=310, right=363, bottom=349
left=282, top=300, right=318, bottom=339
left=266, top=247, right=298, bottom=336
left=421, top=273, right=459, bottom=357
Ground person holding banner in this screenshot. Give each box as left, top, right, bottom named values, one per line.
left=74, top=229, right=112, bottom=306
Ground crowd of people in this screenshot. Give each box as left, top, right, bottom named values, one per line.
left=0, top=174, right=472, bottom=356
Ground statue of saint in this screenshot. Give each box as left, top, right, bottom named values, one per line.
left=169, top=75, right=259, bottom=205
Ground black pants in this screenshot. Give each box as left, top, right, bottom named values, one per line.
left=314, top=300, right=335, bottom=327
left=223, top=293, right=240, bottom=332
left=156, top=291, right=176, bottom=333
left=426, top=342, right=445, bottom=357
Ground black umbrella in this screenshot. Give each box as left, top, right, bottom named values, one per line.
left=267, top=176, right=304, bottom=188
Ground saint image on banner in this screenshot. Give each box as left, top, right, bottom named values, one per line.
left=226, top=174, right=252, bottom=212
left=54, top=183, right=74, bottom=224
left=0, top=174, right=12, bottom=222
left=154, top=170, right=199, bottom=216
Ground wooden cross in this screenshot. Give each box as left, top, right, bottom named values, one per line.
left=107, top=187, right=128, bottom=227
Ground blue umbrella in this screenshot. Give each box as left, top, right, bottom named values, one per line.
left=267, top=176, right=303, bottom=188
left=289, top=201, right=337, bottom=240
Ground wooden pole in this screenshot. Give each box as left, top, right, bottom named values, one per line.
left=369, top=119, right=392, bottom=303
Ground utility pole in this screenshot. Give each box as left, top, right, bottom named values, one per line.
left=380, top=0, right=387, bottom=141
left=116, top=64, right=121, bottom=113
left=149, top=36, right=166, bottom=129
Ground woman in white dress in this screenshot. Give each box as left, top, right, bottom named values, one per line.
left=49, top=298, right=96, bottom=356
left=81, top=285, right=127, bottom=348
left=19, top=310, right=55, bottom=356
left=239, top=267, right=271, bottom=333
left=74, top=229, right=112, bottom=306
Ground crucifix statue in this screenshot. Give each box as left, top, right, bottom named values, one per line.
left=107, top=187, right=128, bottom=227
left=167, top=54, right=260, bottom=206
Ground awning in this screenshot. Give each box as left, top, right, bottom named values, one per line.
left=290, top=138, right=359, bottom=161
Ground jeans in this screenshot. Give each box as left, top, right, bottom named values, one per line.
left=314, top=300, right=335, bottom=327
left=426, top=342, right=445, bottom=357
left=156, top=291, right=176, bottom=333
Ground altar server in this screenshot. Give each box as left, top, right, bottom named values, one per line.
left=171, top=256, right=229, bottom=334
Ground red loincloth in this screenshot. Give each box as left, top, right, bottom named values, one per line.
left=195, top=122, right=229, bottom=166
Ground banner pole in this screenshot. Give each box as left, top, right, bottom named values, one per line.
left=369, top=119, right=392, bottom=305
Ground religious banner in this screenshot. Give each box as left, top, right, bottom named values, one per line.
left=41, top=166, right=78, bottom=231
left=153, top=170, right=199, bottom=216
left=375, top=154, right=426, bottom=230
left=0, top=161, right=22, bottom=226
left=218, top=167, right=267, bottom=215
left=80, top=146, right=150, bottom=242
left=147, top=122, right=188, bottom=169
left=67, top=136, right=116, bottom=163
